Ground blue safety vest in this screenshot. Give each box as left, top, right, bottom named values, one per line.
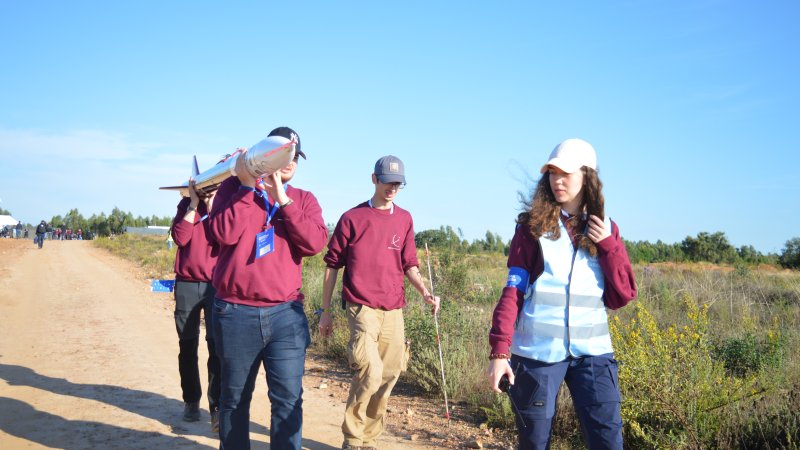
left=510, top=217, right=614, bottom=362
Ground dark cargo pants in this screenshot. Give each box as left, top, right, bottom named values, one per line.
left=509, top=353, right=623, bottom=450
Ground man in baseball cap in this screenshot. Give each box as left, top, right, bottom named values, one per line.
left=268, top=126, right=306, bottom=160
left=373, top=155, right=405, bottom=185
left=208, top=126, right=327, bottom=449
left=319, top=155, right=439, bottom=450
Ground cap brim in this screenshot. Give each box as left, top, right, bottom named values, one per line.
left=295, top=149, right=306, bottom=160
left=540, top=158, right=582, bottom=174
left=377, top=174, right=406, bottom=184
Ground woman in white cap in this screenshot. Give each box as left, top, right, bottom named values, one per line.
left=486, top=138, right=637, bottom=449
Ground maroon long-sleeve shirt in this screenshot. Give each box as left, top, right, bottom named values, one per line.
left=208, top=177, right=328, bottom=307
left=171, top=197, right=218, bottom=282
left=324, top=202, right=419, bottom=311
left=489, top=218, right=637, bottom=355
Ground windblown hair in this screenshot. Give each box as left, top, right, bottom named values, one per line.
left=517, top=166, right=605, bottom=256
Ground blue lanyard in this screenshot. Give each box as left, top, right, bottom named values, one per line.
left=241, top=183, right=289, bottom=228
left=258, top=191, right=280, bottom=227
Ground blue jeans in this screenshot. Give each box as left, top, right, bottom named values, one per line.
left=212, top=299, right=310, bottom=450
left=509, top=353, right=623, bottom=450
left=36, top=234, right=44, bottom=248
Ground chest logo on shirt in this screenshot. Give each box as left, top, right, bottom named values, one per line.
left=388, top=234, right=402, bottom=251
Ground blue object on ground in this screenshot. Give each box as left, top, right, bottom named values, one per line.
left=151, top=279, right=176, bottom=293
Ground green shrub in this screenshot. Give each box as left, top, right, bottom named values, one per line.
left=429, top=250, right=470, bottom=302
left=713, top=332, right=784, bottom=377
left=480, top=393, right=514, bottom=430
left=404, top=298, right=490, bottom=401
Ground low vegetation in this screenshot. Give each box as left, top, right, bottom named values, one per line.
left=93, top=234, right=175, bottom=279
left=95, top=230, right=800, bottom=449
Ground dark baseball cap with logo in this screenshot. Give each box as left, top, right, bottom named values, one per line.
left=374, top=155, right=406, bottom=184
left=268, top=126, right=306, bottom=159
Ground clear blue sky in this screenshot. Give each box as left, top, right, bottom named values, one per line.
left=1, top=1, right=798, bottom=253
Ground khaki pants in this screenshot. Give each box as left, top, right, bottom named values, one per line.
left=342, top=302, right=409, bottom=447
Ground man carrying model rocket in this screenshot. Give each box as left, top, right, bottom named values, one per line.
left=207, top=126, right=328, bottom=449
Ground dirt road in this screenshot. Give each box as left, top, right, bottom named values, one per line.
left=0, top=239, right=439, bottom=449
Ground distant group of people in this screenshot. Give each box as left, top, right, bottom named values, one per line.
left=1, top=221, right=88, bottom=242
left=0, top=220, right=91, bottom=250
left=169, top=127, right=636, bottom=450
left=1, top=221, right=28, bottom=239
left=53, top=225, right=85, bottom=241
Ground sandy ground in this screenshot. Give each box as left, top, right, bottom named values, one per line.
left=0, top=239, right=442, bottom=449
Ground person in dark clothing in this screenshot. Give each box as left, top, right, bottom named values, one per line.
left=35, top=220, right=47, bottom=249
left=171, top=179, right=222, bottom=431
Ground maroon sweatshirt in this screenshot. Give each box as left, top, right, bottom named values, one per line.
left=489, top=218, right=637, bottom=355
left=324, top=202, right=419, bottom=311
left=208, top=177, right=327, bottom=307
left=171, top=197, right=217, bottom=282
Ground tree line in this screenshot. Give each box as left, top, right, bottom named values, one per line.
left=415, top=225, right=508, bottom=254
left=4, top=206, right=798, bottom=270
left=415, top=225, right=800, bottom=270
left=0, top=207, right=172, bottom=238
left=625, top=231, right=800, bottom=269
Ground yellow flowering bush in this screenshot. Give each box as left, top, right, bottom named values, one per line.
left=610, top=294, right=770, bottom=449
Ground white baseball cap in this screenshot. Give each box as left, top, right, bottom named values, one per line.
left=540, top=138, right=597, bottom=174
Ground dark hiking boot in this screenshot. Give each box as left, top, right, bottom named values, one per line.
left=183, top=401, right=200, bottom=422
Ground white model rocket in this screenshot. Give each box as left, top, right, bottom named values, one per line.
left=160, top=135, right=296, bottom=197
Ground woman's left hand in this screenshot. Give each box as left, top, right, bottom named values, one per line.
left=586, top=214, right=611, bottom=243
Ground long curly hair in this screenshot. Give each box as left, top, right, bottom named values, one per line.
left=517, top=166, right=605, bottom=256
